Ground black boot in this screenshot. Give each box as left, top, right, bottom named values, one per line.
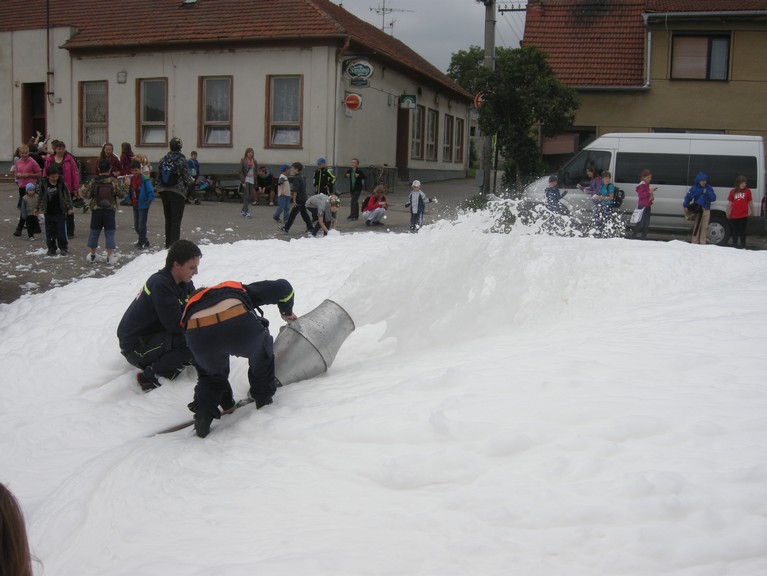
left=194, top=413, right=214, bottom=438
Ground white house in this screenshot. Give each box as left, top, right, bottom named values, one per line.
left=0, top=0, right=472, bottom=182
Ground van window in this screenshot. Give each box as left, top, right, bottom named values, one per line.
left=615, top=152, right=758, bottom=188
left=689, top=155, right=757, bottom=188
left=558, top=150, right=611, bottom=187
left=615, top=153, right=689, bottom=186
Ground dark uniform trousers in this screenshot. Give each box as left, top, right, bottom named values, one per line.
left=121, top=332, right=192, bottom=381
left=185, top=310, right=276, bottom=419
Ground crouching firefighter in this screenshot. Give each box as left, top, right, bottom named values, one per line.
left=180, top=279, right=297, bottom=438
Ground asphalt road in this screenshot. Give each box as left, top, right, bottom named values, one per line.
left=2, top=178, right=764, bottom=304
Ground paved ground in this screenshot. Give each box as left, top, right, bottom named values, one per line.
left=3, top=178, right=764, bottom=304
left=0, top=179, right=477, bottom=304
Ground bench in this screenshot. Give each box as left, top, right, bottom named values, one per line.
left=202, top=173, right=243, bottom=202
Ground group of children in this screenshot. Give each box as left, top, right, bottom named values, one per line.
left=543, top=166, right=753, bottom=246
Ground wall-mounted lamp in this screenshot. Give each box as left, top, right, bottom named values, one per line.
left=117, top=70, right=127, bottom=84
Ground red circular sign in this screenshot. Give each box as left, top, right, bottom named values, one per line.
left=344, top=93, right=362, bottom=111
left=474, top=92, right=485, bottom=109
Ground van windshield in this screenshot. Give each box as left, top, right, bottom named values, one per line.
left=558, top=150, right=612, bottom=187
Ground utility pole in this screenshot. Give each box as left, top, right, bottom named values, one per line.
left=478, top=0, right=495, bottom=195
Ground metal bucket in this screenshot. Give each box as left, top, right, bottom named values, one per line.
left=273, top=299, right=355, bottom=386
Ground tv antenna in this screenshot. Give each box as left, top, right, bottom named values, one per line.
left=370, top=1, right=414, bottom=36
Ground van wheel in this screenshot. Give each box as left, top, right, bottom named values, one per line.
left=707, top=213, right=730, bottom=246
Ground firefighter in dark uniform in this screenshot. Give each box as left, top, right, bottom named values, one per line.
left=181, top=279, right=297, bottom=437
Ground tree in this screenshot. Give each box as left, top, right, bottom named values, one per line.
left=446, top=45, right=486, bottom=95
left=450, top=45, right=579, bottom=185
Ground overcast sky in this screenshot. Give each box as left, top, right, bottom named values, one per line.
left=334, top=0, right=527, bottom=73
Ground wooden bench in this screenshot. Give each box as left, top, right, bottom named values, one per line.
left=205, top=173, right=243, bottom=202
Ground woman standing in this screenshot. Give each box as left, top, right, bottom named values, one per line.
left=99, top=142, right=122, bottom=177
left=239, top=148, right=257, bottom=218
left=630, top=169, right=656, bottom=240
left=45, top=140, right=82, bottom=237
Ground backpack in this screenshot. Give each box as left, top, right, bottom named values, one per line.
left=612, top=187, right=625, bottom=208
left=95, top=181, right=115, bottom=208
left=159, top=153, right=179, bottom=186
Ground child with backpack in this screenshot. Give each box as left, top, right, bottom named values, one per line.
left=127, top=159, right=155, bottom=249
left=405, top=180, right=437, bottom=232
left=81, top=159, right=127, bottom=263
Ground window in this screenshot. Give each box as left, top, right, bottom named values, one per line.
left=268, top=75, right=302, bottom=147
left=443, top=115, right=454, bottom=162
left=425, top=109, right=438, bottom=161
left=411, top=105, right=425, bottom=159
left=79, top=81, right=107, bottom=147
left=558, top=150, right=612, bottom=187
left=138, top=79, right=167, bottom=145
left=671, top=35, right=730, bottom=80
left=615, top=152, right=757, bottom=188
left=200, top=76, right=232, bottom=146
left=454, top=118, right=465, bottom=163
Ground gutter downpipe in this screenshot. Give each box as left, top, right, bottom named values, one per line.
left=333, top=35, right=351, bottom=171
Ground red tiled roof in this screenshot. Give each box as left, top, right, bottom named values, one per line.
left=645, top=0, right=767, bottom=11
left=0, top=0, right=470, bottom=100
left=522, top=0, right=647, bottom=87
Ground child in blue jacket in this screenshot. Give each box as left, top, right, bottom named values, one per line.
left=683, top=171, right=716, bottom=244
left=128, top=159, right=155, bottom=248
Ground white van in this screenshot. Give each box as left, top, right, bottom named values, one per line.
left=523, top=133, right=766, bottom=244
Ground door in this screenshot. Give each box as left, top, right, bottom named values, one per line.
left=22, top=83, right=47, bottom=143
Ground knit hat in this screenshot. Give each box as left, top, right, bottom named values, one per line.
left=25, top=183, right=36, bottom=190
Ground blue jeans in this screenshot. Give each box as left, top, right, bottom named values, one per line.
left=87, top=209, right=116, bottom=249
left=273, top=195, right=290, bottom=221
left=133, top=207, right=149, bottom=245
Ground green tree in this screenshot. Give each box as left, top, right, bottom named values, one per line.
left=452, top=45, right=578, bottom=185
left=447, top=45, right=486, bottom=95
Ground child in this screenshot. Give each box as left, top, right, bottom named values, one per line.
left=405, top=180, right=437, bottom=232
left=281, top=162, right=314, bottom=234
left=22, top=183, right=41, bottom=240
left=135, top=153, right=152, bottom=179
left=631, top=169, right=656, bottom=240
left=544, top=175, right=567, bottom=213
left=81, top=159, right=127, bottom=263
left=683, top=172, right=716, bottom=245
left=257, top=165, right=275, bottom=206
left=36, top=165, right=74, bottom=256
left=314, top=194, right=341, bottom=237
left=593, top=170, right=615, bottom=237
left=313, top=157, right=336, bottom=195
left=727, top=175, right=754, bottom=249
left=13, top=144, right=42, bottom=236
left=128, top=159, right=155, bottom=249
left=363, top=185, right=388, bottom=226
left=21, top=182, right=40, bottom=240
left=186, top=151, right=202, bottom=205
left=272, top=164, right=292, bottom=223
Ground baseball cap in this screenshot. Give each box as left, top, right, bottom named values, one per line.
left=316, top=157, right=326, bottom=165
left=280, top=164, right=290, bottom=171
left=412, top=180, right=421, bottom=187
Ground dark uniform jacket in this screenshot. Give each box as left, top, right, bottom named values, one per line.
left=117, top=269, right=195, bottom=347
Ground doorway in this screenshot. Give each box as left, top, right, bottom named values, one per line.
left=22, top=83, right=47, bottom=144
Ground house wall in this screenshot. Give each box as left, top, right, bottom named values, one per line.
left=570, top=25, right=767, bottom=143
left=0, top=26, right=470, bottom=181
